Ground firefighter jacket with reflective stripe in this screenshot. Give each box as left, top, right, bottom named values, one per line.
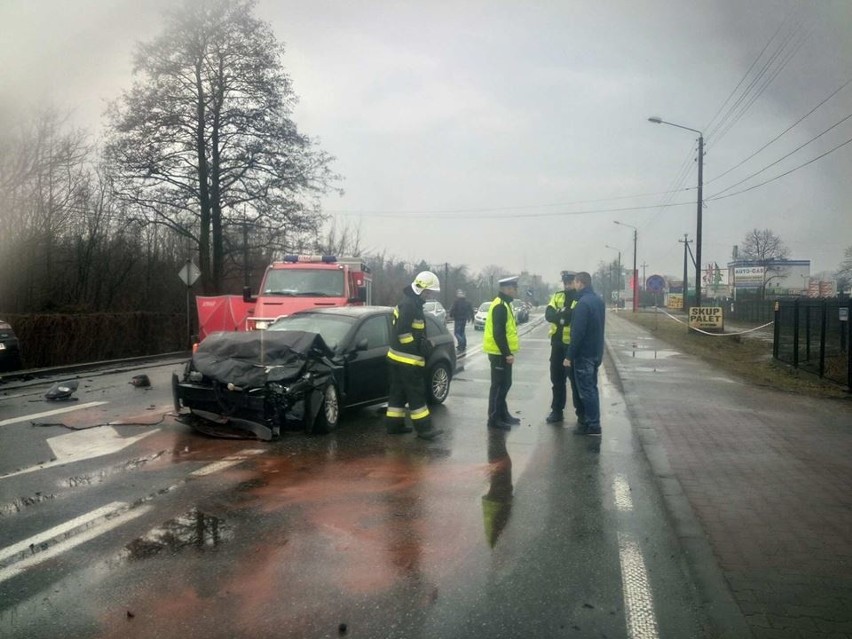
left=388, top=286, right=428, bottom=367
left=483, top=293, right=519, bottom=356
left=545, top=290, right=579, bottom=345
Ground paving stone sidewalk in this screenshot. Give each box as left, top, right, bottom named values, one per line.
left=605, top=311, right=852, bottom=639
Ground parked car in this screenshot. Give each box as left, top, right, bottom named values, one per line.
left=512, top=299, right=529, bottom=324
left=423, top=300, right=447, bottom=324
left=474, top=302, right=490, bottom=330
left=0, top=319, right=22, bottom=372
left=173, top=306, right=456, bottom=440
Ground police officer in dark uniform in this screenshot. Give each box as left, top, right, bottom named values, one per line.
left=386, top=271, right=443, bottom=440
left=483, top=276, right=521, bottom=430
left=545, top=271, right=579, bottom=423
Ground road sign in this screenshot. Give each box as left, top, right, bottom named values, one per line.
left=646, top=274, right=666, bottom=292
left=178, top=261, right=201, bottom=286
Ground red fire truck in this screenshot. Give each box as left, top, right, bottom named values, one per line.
left=195, top=255, right=372, bottom=340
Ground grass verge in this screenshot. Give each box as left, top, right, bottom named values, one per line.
left=620, top=310, right=850, bottom=400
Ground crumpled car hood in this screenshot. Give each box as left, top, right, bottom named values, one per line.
left=193, top=330, right=334, bottom=388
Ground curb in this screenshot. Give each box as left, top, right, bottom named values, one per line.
left=604, top=313, right=754, bottom=639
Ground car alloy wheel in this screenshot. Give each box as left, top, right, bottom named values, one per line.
left=314, top=381, right=340, bottom=433
left=428, top=362, right=451, bottom=404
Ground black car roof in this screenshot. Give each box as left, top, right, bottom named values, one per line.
left=292, top=305, right=394, bottom=318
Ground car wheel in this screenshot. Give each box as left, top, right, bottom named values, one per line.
left=313, top=381, right=340, bottom=434
left=426, top=361, right=451, bottom=404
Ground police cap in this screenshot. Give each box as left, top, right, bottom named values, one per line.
left=561, top=270, right=576, bottom=283
left=498, top=276, right=519, bottom=288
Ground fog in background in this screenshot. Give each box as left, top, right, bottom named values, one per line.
left=2, top=0, right=850, bottom=282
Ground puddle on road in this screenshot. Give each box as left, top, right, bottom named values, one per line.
left=125, top=507, right=232, bottom=560
left=626, top=349, right=680, bottom=359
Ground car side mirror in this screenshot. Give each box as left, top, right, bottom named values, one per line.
left=355, top=338, right=369, bottom=352
left=242, top=286, right=256, bottom=303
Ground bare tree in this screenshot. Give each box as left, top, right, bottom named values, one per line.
left=740, top=228, right=790, bottom=299
left=105, top=0, right=339, bottom=294
left=836, top=245, right=852, bottom=295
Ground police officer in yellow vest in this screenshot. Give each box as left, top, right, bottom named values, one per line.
left=386, top=271, right=443, bottom=440
left=483, top=276, right=521, bottom=430
left=545, top=271, right=579, bottom=423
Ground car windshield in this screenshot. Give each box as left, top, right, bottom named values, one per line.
left=478, top=302, right=490, bottom=312
left=267, top=313, right=356, bottom=351
left=262, top=268, right=345, bottom=297
left=424, top=302, right=441, bottom=311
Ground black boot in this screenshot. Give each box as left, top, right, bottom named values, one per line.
left=502, top=413, right=521, bottom=425
left=545, top=411, right=564, bottom=423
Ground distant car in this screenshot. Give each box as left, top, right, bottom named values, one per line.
left=423, top=300, right=447, bottom=324
left=0, top=319, right=22, bottom=372
left=474, top=302, right=490, bottom=331
left=173, top=306, right=456, bottom=440
left=512, top=300, right=529, bottom=324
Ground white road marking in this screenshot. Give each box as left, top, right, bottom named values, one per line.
left=0, top=448, right=266, bottom=581
left=613, top=474, right=634, bottom=512
left=0, top=501, right=128, bottom=567
left=190, top=449, right=265, bottom=477
left=0, top=505, right=152, bottom=584
left=618, top=532, right=660, bottom=639
left=0, top=401, right=109, bottom=427
left=1, top=427, right=160, bottom=479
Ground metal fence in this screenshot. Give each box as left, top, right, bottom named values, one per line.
left=773, top=298, right=851, bottom=391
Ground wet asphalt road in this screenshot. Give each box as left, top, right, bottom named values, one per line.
left=0, top=314, right=708, bottom=638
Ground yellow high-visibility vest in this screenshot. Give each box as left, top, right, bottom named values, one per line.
left=483, top=297, right=519, bottom=355
left=547, top=292, right=578, bottom=345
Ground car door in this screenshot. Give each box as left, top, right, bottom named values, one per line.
left=345, top=314, right=391, bottom=404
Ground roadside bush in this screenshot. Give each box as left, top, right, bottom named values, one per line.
left=3, top=313, right=186, bottom=368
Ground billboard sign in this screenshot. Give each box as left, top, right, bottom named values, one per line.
left=734, top=266, right=765, bottom=288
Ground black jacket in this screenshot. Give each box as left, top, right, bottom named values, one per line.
left=389, top=286, right=429, bottom=364
left=449, top=297, right=474, bottom=322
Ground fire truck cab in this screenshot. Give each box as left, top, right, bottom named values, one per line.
left=244, top=255, right=372, bottom=330
left=195, top=255, right=372, bottom=340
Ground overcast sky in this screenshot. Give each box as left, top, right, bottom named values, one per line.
left=2, top=0, right=850, bottom=284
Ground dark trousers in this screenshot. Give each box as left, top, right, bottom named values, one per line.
left=566, top=363, right=585, bottom=423
left=454, top=319, right=468, bottom=351
left=572, top=358, right=600, bottom=427
left=487, top=354, right=513, bottom=423
left=549, top=343, right=568, bottom=411
left=386, top=361, right=431, bottom=431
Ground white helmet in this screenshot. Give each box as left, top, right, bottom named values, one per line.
left=412, top=270, right=441, bottom=295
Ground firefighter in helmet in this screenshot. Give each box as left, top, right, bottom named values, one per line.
left=386, top=271, right=443, bottom=440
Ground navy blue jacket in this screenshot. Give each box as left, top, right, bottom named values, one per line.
left=565, top=286, right=605, bottom=363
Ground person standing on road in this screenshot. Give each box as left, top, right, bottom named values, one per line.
left=449, top=289, right=475, bottom=355
left=545, top=271, right=579, bottom=424
left=563, top=271, right=606, bottom=436
left=483, top=276, right=522, bottom=430
left=386, top=271, right=443, bottom=440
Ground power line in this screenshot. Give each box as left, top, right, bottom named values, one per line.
left=708, top=134, right=852, bottom=201
left=324, top=187, right=696, bottom=216
left=333, top=200, right=696, bottom=220
left=707, top=77, right=852, bottom=185
left=709, top=110, right=852, bottom=198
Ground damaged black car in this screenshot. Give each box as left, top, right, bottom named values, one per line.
left=172, top=306, right=456, bottom=440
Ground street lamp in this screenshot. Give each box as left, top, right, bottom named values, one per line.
left=648, top=116, right=704, bottom=310
left=605, top=244, right=622, bottom=307
left=614, top=221, right=638, bottom=312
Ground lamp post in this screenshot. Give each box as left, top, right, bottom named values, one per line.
left=614, top=221, right=638, bottom=312
left=649, top=116, right=704, bottom=310
left=605, top=244, right=622, bottom=307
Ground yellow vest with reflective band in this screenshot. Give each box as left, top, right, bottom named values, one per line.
left=547, top=292, right=578, bottom=345
left=483, top=297, right=519, bottom=355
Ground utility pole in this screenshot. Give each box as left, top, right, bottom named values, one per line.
left=696, top=133, right=704, bottom=310
left=641, top=261, right=648, bottom=295
left=679, top=234, right=693, bottom=310
left=444, top=262, right=449, bottom=308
